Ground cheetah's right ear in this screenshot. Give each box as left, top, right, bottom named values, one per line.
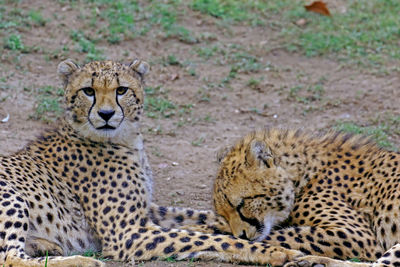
left=129, top=59, right=150, bottom=77
left=216, top=146, right=231, bottom=163
left=248, top=140, right=275, bottom=168
left=57, top=59, right=80, bottom=85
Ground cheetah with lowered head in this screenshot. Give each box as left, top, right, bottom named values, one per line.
left=0, top=59, right=304, bottom=267
left=211, top=129, right=400, bottom=266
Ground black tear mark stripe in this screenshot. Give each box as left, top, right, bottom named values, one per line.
left=86, top=88, right=96, bottom=125
left=223, top=193, right=234, bottom=208
left=223, top=193, right=263, bottom=232
left=236, top=200, right=263, bottom=232
left=115, top=89, right=124, bottom=120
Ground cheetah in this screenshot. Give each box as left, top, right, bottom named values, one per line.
left=0, top=59, right=305, bottom=267
left=210, top=129, right=400, bottom=267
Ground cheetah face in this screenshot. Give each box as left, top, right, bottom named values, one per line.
left=57, top=59, right=149, bottom=141
left=213, top=139, right=295, bottom=241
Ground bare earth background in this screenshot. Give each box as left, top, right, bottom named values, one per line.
left=0, top=0, right=399, bottom=266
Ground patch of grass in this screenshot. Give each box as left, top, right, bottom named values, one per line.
left=163, top=256, right=178, bottom=263
left=177, top=104, right=193, bottom=116
left=162, top=54, right=181, bottom=66
left=144, top=86, right=176, bottom=118
left=28, top=9, right=47, bottom=26
left=203, top=114, right=215, bottom=124
left=246, top=77, right=261, bottom=88
left=190, top=0, right=294, bottom=25
left=217, top=44, right=269, bottom=84
left=3, top=34, right=24, bottom=51
left=189, top=0, right=400, bottom=66
left=229, top=51, right=265, bottom=73
left=0, top=7, right=24, bottom=29
left=279, top=0, right=400, bottom=66
left=91, top=0, right=196, bottom=44
left=145, top=97, right=176, bottom=118
left=187, top=67, right=196, bottom=76
left=307, top=84, right=325, bottom=101
left=191, top=0, right=249, bottom=22
left=191, top=137, right=205, bottom=147
left=146, top=1, right=179, bottom=30
left=70, top=30, right=104, bottom=62
left=33, top=86, right=64, bottom=122
left=145, top=1, right=197, bottom=43
left=144, top=86, right=194, bottom=121
left=335, top=115, right=400, bottom=151
left=196, top=45, right=219, bottom=60
left=93, top=0, right=138, bottom=44
left=81, top=250, right=109, bottom=262
left=287, top=82, right=325, bottom=104
left=0, top=6, right=48, bottom=30
left=44, top=45, right=70, bottom=61
left=196, top=88, right=210, bottom=103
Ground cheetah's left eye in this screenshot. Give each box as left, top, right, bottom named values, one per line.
left=116, top=86, right=128, bottom=95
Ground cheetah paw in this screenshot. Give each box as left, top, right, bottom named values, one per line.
left=284, top=259, right=325, bottom=267
left=284, top=255, right=358, bottom=267
left=285, top=248, right=305, bottom=261
left=269, top=248, right=304, bottom=266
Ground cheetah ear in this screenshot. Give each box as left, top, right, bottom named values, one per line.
left=216, top=146, right=231, bottom=163
left=248, top=140, right=275, bottom=168
left=129, top=59, right=150, bottom=76
left=57, top=59, right=80, bottom=85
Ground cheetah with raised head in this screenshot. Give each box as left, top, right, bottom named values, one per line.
left=0, top=59, right=304, bottom=267
left=210, top=129, right=400, bottom=266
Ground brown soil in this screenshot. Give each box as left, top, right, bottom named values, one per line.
left=0, top=1, right=399, bottom=266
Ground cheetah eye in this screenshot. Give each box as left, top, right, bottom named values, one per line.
left=116, top=86, right=128, bottom=95
left=82, top=87, right=95, bottom=96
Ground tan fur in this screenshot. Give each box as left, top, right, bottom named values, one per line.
left=0, top=61, right=307, bottom=267
left=214, top=129, right=400, bottom=266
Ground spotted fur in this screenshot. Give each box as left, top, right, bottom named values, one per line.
left=213, top=129, right=400, bottom=267
left=0, top=60, right=304, bottom=267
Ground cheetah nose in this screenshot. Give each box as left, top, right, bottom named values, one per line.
left=98, top=109, right=115, bottom=122
left=238, top=230, right=248, bottom=240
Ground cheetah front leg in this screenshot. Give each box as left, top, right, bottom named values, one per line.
left=284, top=255, right=372, bottom=267
left=0, top=179, right=104, bottom=267
left=285, top=243, right=400, bottom=267
left=149, top=203, right=231, bottom=234
left=264, top=224, right=382, bottom=261
left=25, top=237, right=64, bottom=256
left=101, top=220, right=303, bottom=266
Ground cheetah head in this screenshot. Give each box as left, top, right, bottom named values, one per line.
left=213, top=136, right=295, bottom=241
left=57, top=59, right=149, bottom=144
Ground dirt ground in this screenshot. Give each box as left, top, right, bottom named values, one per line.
left=0, top=1, right=399, bottom=267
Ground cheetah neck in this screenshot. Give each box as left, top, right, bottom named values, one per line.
left=265, top=129, right=394, bottom=213
left=58, top=120, right=153, bottom=196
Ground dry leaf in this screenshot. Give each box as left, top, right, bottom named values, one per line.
left=305, top=1, right=331, bottom=16
left=170, top=73, right=179, bottom=81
